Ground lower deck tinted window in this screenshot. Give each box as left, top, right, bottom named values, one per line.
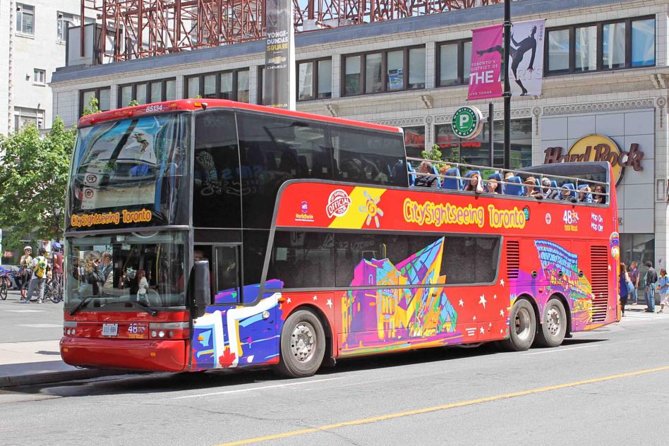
left=268, top=231, right=500, bottom=289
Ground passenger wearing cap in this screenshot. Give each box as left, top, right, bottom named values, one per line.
left=18, top=246, right=33, bottom=301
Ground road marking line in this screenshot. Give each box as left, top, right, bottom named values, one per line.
left=525, top=344, right=599, bottom=355
left=216, top=365, right=669, bottom=446
left=173, top=377, right=343, bottom=400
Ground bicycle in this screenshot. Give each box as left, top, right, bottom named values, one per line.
left=43, top=274, right=63, bottom=303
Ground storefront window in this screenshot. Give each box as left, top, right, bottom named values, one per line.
left=403, top=126, right=426, bottom=160
left=621, top=233, right=655, bottom=286
left=434, top=119, right=532, bottom=169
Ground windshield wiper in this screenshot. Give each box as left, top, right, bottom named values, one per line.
left=128, top=300, right=158, bottom=317
left=69, top=296, right=96, bottom=316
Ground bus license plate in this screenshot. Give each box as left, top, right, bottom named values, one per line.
left=102, top=323, right=118, bottom=337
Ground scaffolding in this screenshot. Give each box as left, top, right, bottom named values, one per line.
left=80, top=0, right=503, bottom=63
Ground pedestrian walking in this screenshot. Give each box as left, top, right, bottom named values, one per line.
left=629, top=260, right=640, bottom=304
left=23, top=248, right=49, bottom=304
left=657, top=269, right=669, bottom=313
left=644, top=261, right=658, bottom=313
left=619, top=262, right=630, bottom=316
left=18, top=246, right=33, bottom=302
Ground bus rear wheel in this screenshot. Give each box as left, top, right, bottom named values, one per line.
left=534, top=298, right=567, bottom=348
left=500, top=299, right=536, bottom=351
left=276, top=309, right=325, bottom=378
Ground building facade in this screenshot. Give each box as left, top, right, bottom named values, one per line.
left=0, top=0, right=84, bottom=134
left=50, top=0, right=669, bottom=276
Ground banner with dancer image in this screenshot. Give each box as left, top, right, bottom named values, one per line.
left=467, top=24, right=503, bottom=100
left=508, top=19, right=546, bottom=97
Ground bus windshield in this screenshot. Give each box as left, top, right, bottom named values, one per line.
left=65, top=231, right=186, bottom=309
left=69, top=113, right=188, bottom=227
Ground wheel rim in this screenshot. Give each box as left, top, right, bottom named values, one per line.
left=514, top=306, right=532, bottom=341
left=545, top=305, right=562, bottom=337
left=290, top=321, right=316, bottom=363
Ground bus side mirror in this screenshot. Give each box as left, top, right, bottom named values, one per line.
left=193, top=260, right=211, bottom=317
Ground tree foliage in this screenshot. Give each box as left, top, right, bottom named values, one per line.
left=82, top=96, right=100, bottom=116
left=0, top=118, right=75, bottom=251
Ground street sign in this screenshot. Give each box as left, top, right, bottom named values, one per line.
left=452, top=106, right=484, bottom=140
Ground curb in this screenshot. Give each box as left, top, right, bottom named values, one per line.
left=0, top=369, right=127, bottom=388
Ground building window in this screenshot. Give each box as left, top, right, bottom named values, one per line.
left=297, top=58, right=332, bottom=101
left=546, top=28, right=570, bottom=73
left=185, top=69, right=249, bottom=102
left=546, top=16, right=655, bottom=75
left=342, top=46, right=425, bottom=96
left=437, top=39, right=471, bottom=87
left=575, top=25, right=597, bottom=72
left=118, top=78, right=176, bottom=107
left=57, top=12, right=78, bottom=43
left=79, top=87, right=111, bottom=116
left=14, top=107, right=44, bottom=131
left=16, top=3, right=35, bottom=36
left=33, top=68, right=46, bottom=84
left=631, top=18, right=655, bottom=67
left=602, top=21, right=626, bottom=70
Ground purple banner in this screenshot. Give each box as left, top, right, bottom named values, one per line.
left=467, top=24, right=503, bottom=101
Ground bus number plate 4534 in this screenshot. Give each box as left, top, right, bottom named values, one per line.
left=102, top=323, right=118, bottom=337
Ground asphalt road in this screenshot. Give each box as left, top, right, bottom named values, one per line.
left=0, top=290, right=64, bottom=342
left=1, top=308, right=668, bottom=445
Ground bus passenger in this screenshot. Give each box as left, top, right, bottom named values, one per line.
left=524, top=176, right=542, bottom=199
left=578, top=184, right=593, bottom=203
left=593, top=184, right=606, bottom=204
left=463, top=172, right=484, bottom=194
left=540, top=178, right=556, bottom=199
left=486, top=177, right=500, bottom=194
left=414, top=161, right=438, bottom=188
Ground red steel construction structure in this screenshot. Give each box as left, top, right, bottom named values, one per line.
left=80, top=0, right=503, bottom=62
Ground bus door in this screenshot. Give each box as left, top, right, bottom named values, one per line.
left=191, top=244, right=241, bottom=369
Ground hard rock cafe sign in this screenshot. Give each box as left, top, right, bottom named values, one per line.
left=543, top=134, right=644, bottom=185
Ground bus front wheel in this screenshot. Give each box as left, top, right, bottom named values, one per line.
left=500, top=299, right=536, bottom=351
left=276, top=309, right=326, bottom=378
left=534, top=298, right=567, bottom=348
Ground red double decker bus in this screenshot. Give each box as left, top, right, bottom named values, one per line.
left=61, top=99, right=620, bottom=377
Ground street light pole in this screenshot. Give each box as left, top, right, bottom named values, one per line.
left=503, top=0, right=511, bottom=170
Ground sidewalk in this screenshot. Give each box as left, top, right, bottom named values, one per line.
left=0, top=339, right=119, bottom=388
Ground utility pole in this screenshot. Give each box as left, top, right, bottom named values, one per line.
left=503, top=0, right=511, bottom=169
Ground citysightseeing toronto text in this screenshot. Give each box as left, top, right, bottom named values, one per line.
left=70, top=209, right=152, bottom=228
left=403, top=198, right=526, bottom=230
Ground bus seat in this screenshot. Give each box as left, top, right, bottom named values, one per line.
left=431, top=165, right=442, bottom=188
left=407, top=162, right=416, bottom=186
left=441, top=167, right=462, bottom=190
left=504, top=176, right=524, bottom=196
left=578, top=184, right=594, bottom=203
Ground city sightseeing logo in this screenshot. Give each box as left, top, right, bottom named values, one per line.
left=295, top=201, right=314, bottom=223
left=326, top=189, right=351, bottom=218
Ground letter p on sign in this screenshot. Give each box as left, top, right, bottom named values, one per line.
left=459, top=114, right=470, bottom=128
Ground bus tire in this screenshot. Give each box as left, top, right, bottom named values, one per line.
left=500, top=299, right=536, bottom=351
left=534, top=298, right=567, bottom=348
left=276, top=309, right=326, bottom=378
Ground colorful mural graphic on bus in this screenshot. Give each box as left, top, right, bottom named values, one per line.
left=191, top=234, right=599, bottom=369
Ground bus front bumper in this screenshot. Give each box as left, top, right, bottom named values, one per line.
left=60, top=337, right=188, bottom=372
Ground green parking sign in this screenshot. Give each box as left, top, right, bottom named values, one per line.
left=452, top=106, right=483, bottom=140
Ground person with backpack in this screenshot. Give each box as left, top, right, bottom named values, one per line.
left=644, top=260, right=658, bottom=313
left=22, top=248, right=49, bottom=304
